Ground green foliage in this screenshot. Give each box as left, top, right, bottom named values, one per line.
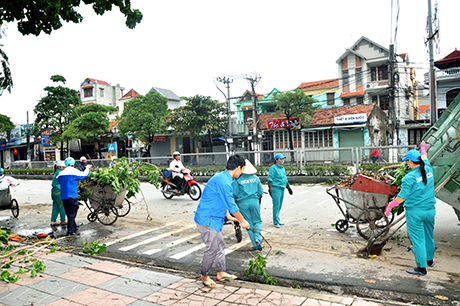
left=0, top=227, right=11, bottom=245
left=5, top=169, right=54, bottom=175
left=78, top=157, right=160, bottom=202
left=0, top=46, right=13, bottom=95
left=117, top=91, right=169, bottom=155
left=246, top=253, right=277, bottom=286
left=168, top=95, right=227, bottom=151
left=390, top=162, right=409, bottom=215
left=33, top=75, right=82, bottom=148
left=0, top=0, right=143, bottom=36
left=0, top=113, right=14, bottom=137
left=82, top=241, right=107, bottom=255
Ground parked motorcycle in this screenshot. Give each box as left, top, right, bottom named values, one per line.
left=159, top=168, right=202, bottom=201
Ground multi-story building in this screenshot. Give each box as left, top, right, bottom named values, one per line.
left=80, top=78, right=125, bottom=106
left=433, top=49, right=460, bottom=115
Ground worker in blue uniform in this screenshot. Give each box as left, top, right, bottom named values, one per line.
left=194, top=154, right=250, bottom=288
left=57, top=157, right=92, bottom=236
left=385, top=141, right=436, bottom=276
left=233, top=159, right=264, bottom=250
left=267, top=153, right=293, bottom=228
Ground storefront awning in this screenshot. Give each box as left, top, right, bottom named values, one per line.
left=332, top=124, right=366, bottom=130
left=302, top=126, right=332, bottom=132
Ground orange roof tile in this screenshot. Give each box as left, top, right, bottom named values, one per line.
left=297, top=78, right=339, bottom=91
left=339, top=91, right=366, bottom=98
left=434, top=49, right=460, bottom=69
left=109, top=121, right=118, bottom=130
left=419, top=105, right=430, bottom=114
left=88, top=78, right=111, bottom=86
left=241, top=105, right=253, bottom=109
left=310, top=104, right=375, bottom=126
left=122, top=89, right=140, bottom=98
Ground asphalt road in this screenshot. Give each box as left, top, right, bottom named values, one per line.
left=1, top=179, right=460, bottom=305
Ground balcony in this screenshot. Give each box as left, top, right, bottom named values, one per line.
left=425, top=68, right=460, bottom=84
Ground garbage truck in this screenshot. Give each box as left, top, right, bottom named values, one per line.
left=422, top=93, right=460, bottom=221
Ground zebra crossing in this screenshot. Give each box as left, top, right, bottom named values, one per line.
left=104, top=222, right=254, bottom=261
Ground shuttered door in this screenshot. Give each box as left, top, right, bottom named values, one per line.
left=338, top=130, right=364, bottom=162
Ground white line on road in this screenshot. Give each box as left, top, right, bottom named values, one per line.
left=142, top=233, right=201, bottom=255
left=104, top=221, right=181, bottom=246
left=170, top=243, right=206, bottom=260
left=118, top=224, right=195, bottom=251
left=225, top=240, right=251, bottom=255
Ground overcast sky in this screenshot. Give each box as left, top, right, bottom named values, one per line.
left=1, top=0, right=458, bottom=124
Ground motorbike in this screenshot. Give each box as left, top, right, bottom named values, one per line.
left=159, top=168, right=202, bottom=201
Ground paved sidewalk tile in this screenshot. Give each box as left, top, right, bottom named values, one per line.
left=0, top=282, right=20, bottom=294
left=350, top=300, right=384, bottom=306
left=0, top=286, right=61, bottom=306
left=51, top=254, right=101, bottom=267
left=127, top=301, right=162, bottom=306
left=59, top=267, right=118, bottom=286
left=172, top=293, right=221, bottom=306
left=122, top=269, right=183, bottom=287
left=258, top=291, right=308, bottom=306
left=27, top=276, right=90, bottom=297
left=45, top=300, right=86, bottom=306
left=86, top=261, right=140, bottom=276
left=34, top=250, right=71, bottom=262
left=65, top=287, right=136, bottom=305
left=223, top=288, right=272, bottom=304
left=143, top=287, right=191, bottom=305
left=97, top=276, right=163, bottom=298
left=41, top=260, right=81, bottom=276
left=10, top=271, right=50, bottom=286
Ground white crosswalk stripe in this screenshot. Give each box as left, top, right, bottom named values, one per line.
left=142, top=233, right=201, bottom=255
left=104, top=221, right=180, bottom=246
left=170, top=243, right=206, bottom=260
left=118, top=224, right=196, bottom=251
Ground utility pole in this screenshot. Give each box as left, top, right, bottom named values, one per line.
left=26, top=111, right=31, bottom=161
left=214, top=76, right=234, bottom=151
left=388, top=44, right=397, bottom=146
left=246, top=73, right=261, bottom=164
left=428, top=0, right=437, bottom=125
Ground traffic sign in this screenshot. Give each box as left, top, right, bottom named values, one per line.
left=108, top=143, right=116, bottom=152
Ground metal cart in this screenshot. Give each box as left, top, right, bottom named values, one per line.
left=0, top=186, right=19, bottom=218
left=327, top=174, right=398, bottom=240
left=81, top=185, right=131, bottom=225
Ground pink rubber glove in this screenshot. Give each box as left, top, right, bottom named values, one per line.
left=385, top=199, right=399, bottom=217
left=420, top=141, right=427, bottom=155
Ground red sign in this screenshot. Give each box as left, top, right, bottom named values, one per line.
left=267, top=118, right=300, bottom=130
left=153, top=136, right=166, bottom=142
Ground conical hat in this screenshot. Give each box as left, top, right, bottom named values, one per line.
left=243, top=159, right=257, bottom=174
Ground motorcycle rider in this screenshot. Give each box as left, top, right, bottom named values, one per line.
left=170, top=151, right=185, bottom=194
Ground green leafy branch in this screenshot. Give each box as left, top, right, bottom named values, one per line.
left=245, top=253, right=277, bottom=286
left=82, top=241, right=106, bottom=255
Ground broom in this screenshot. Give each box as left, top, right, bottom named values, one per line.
left=366, top=217, right=406, bottom=257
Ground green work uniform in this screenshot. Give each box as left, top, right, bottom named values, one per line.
left=267, top=163, right=288, bottom=225
left=397, top=159, right=436, bottom=268
left=51, top=168, right=66, bottom=223
left=233, top=174, right=264, bottom=248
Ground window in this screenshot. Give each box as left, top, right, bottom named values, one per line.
left=371, top=67, right=377, bottom=81
left=372, top=96, right=378, bottom=104
left=327, top=93, right=335, bottom=106
left=408, top=129, right=428, bottom=145
left=357, top=97, right=364, bottom=105
left=100, top=88, right=104, bottom=97
left=379, top=95, right=389, bottom=110
left=343, top=98, right=350, bottom=106
left=342, top=70, right=349, bottom=87
left=356, top=68, right=362, bottom=85
left=305, top=130, right=333, bottom=148
left=84, top=87, right=93, bottom=98
left=378, top=65, right=388, bottom=80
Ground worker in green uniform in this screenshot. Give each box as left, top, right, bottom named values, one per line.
left=385, top=141, right=436, bottom=276
left=267, top=153, right=293, bottom=228
left=233, top=159, right=264, bottom=250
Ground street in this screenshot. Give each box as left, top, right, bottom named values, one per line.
left=1, top=179, right=460, bottom=305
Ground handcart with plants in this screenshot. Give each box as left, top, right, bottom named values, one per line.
left=78, top=158, right=160, bottom=225
left=326, top=174, right=399, bottom=241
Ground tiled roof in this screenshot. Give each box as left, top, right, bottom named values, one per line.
left=150, top=87, right=180, bottom=101
left=419, top=105, right=430, bottom=114
left=297, top=79, right=339, bottom=91
left=122, top=89, right=139, bottom=98
left=88, top=78, right=111, bottom=86
left=434, top=49, right=460, bottom=69
left=237, top=90, right=263, bottom=102
left=241, top=105, right=253, bottom=109
left=109, top=121, right=118, bottom=130
left=339, top=91, right=366, bottom=98
left=310, top=104, right=375, bottom=126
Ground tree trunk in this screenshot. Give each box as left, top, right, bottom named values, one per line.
left=95, top=139, right=102, bottom=159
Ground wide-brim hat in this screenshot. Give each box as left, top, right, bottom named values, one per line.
left=243, top=159, right=257, bottom=174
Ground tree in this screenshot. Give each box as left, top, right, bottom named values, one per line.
left=0, top=0, right=142, bottom=95
left=117, top=91, right=169, bottom=157
left=62, top=103, right=117, bottom=159
left=168, top=95, right=227, bottom=153
left=33, top=75, right=81, bottom=158
left=272, top=89, right=319, bottom=151
left=0, top=113, right=14, bottom=138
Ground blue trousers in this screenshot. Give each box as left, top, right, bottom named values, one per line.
left=238, top=199, right=262, bottom=248
left=62, top=198, right=79, bottom=235
left=406, top=208, right=436, bottom=268
left=51, top=190, right=66, bottom=223
left=271, top=187, right=285, bottom=225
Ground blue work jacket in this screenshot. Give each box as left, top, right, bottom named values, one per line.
left=267, top=164, right=288, bottom=188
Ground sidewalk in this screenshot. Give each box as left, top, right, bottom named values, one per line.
left=0, top=250, right=409, bottom=306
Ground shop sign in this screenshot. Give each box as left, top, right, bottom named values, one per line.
left=334, top=113, right=367, bottom=125
left=267, top=118, right=300, bottom=130
left=154, top=136, right=166, bottom=142
left=41, top=136, right=51, bottom=146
